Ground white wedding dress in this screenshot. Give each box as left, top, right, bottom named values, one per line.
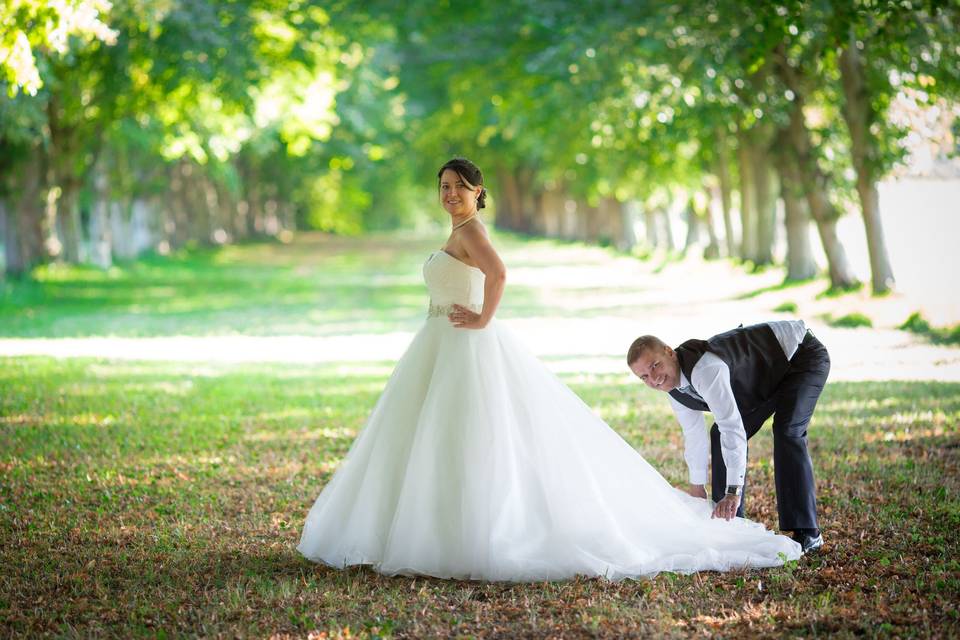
left=297, top=250, right=801, bottom=580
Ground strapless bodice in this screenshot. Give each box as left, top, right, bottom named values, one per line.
left=422, top=251, right=485, bottom=316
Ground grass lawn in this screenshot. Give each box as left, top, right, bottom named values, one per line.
left=1, top=234, right=958, bottom=638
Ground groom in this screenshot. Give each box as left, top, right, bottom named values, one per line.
left=627, top=320, right=830, bottom=553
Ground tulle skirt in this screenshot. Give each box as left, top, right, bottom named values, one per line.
left=297, top=317, right=801, bottom=581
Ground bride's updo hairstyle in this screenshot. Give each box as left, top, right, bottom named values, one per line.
left=437, top=157, right=487, bottom=209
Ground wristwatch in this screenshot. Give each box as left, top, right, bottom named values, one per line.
left=725, top=485, right=742, bottom=496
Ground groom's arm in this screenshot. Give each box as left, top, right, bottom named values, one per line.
left=667, top=395, right=709, bottom=495
left=692, top=354, right=747, bottom=520
left=690, top=354, right=747, bottom=488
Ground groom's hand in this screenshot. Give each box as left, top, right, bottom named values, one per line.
left=711, top=494, right=741, bottom=521
left=685, top=484, right=708, bottom=499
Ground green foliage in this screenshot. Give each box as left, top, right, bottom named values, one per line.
left=899, top=312, right=960, bottom=346
left=4, top=0, right=960, bottom=256
left=900, top=311, right=932, bottom=334
left=818, top=281, right=865, bottom=298
left=0, top=0, right=118, bottom=96
left=827, top=311, right=873, bottom=328
left=773, top=301, right=799, bottom=313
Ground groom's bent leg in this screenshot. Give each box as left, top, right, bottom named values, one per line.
left=772, top=332, right=831, bottom=532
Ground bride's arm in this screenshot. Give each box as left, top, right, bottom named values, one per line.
left=450, top=223, right=506, bottom=329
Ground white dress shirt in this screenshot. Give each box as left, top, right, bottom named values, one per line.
left=668, top=320, right=807, bottom=487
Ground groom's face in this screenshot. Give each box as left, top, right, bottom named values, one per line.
left=629, top=346, right=680, bottom=392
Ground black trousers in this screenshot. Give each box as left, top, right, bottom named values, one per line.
left=709, top=331, right=830, bottom=531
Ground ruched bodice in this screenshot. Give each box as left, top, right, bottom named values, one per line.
left=423, top=251, right=485, bottom=314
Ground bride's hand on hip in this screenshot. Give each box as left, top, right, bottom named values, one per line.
left=449, top=304, right=487, bottom=329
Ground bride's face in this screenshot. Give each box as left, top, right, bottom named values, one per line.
left=629, top=346, right=680, bottom=392
left=439, top=169, right=481, bottom=217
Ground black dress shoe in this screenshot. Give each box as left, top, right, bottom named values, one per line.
left=792, top=530, right=823, bottom=554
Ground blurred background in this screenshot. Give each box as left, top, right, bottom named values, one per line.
left=1, top=1, right=959, bottom=342
left=3, top=4, right=960, bottom=636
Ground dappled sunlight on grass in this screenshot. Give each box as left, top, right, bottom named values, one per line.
left=243, top=426, right=357, bottom=443
left=3, top=233, right=959, bottom=384
left=862, top=426, right=951, bottom=443
left=3, top=235, right=960, bottom=636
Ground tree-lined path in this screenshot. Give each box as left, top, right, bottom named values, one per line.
left=1, top=234, right=958, bottom=637
left=1, top=232, right=957, bottom=378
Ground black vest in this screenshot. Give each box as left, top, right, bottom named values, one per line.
left=668, top=323, right=792, bottom=415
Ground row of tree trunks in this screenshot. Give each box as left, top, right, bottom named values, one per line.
left=494, top=168, right=637, bottom=251
left=0, top=151, right=292, bottom=275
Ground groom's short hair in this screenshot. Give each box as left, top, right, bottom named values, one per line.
left=627, top=335, right=668, bottom=366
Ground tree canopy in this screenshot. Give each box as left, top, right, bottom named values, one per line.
left=1, top=1, right=958, bottom=291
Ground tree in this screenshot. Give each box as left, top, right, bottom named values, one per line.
left=831, top=1, right=960, bottom=293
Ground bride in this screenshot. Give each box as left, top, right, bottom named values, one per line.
left=297, top=157, right=801, bottom=581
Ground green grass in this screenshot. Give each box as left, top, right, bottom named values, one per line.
left=0, top=238, right=434, bottom=338
left=773, top=301, right=799, bottom=314
left=1, top=235, right=958, bottom=637
left=0, top=232, right=639, bottom=337
left=900, top=311, right=960, bottom=346
left=826, top=312, right=874, bottom=329
left=817, top=281, right=865, bottom=299
left=2, top=358, right=958, bottom=637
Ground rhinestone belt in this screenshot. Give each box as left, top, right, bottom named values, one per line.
left=427, top=302, right=482, bottom=318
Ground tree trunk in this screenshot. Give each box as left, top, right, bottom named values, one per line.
left=46, top=91, right=93, bottom=265
left=168, top=163, right=190, bottom=248
left=0, top=199, right=11, bottom=277
left=596, top=197, right=618, bottom=246
left=243, top=162, right=264, bottom=237
left=89, top=166, right=112, bottom=268
left=683, top=197, right=699, bottom=254
left=714, top=141, right=737, bottom=257
left=775, top=53, right=859, bottom=289
left=786, top=107, right=858, bottom=289
left=643, top=202, right=659, bottom=250
left=774, top=138, right=817, bottom=281
left=573, top=199, right=590, bottom=241
left=56, top=179, right=85, bottom=263
left=839, top=40, right=895, bottom=294
left=540, top=187, right=564, bottom=238
left=560, top=195, right=578, bottom=240
left=659, top=207, right=676, bottom=252
left=752, top=145, right=777, bottom=266
left=618, top=199, right=638, bottom=251
left=702, top=184, right=721, bottom=260
left=498, top=169, right=516, bottom=231
left=4, top=143, right=47, bottom=276
left=516, top=167, right=536, bottom=234
left=736, top=128, right=757, bottom=262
